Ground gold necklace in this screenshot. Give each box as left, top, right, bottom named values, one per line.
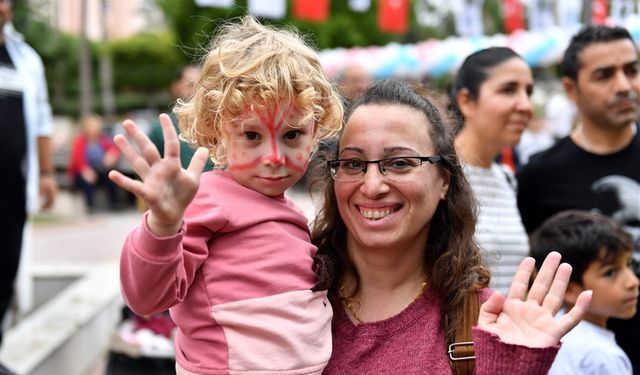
left=340, top=279, right=428, bottom=324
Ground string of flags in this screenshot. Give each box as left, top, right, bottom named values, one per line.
left=194, top=1, right=639, bottom=36
left=194, top=0, right=410, bottom=34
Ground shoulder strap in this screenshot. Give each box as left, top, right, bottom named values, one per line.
left=448, top=290, right=480, bottom=375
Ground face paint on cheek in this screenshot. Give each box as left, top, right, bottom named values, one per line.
left=284, top=156, right=308, bottom=174
left=227, top=156, right=261, bottom=171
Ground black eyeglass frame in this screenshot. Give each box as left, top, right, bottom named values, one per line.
left=326, top=156, right=442, bottom=180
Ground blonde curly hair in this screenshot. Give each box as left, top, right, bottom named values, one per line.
left=174, top=16, right=343, bottom=166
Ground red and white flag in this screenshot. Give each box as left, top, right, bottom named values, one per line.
left=378, top=0, right=409, bottom=34
left=293, top=0, right=330, bottom=22
left=502, top=0, right=524, bottom=33
left=592, top=0, right=609, bottom=24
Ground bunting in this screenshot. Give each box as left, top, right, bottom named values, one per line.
left=453, top=0, right=484, bottom=37
left=528, top=0, right=555, bottom=31
left=195, top=0, right=234, bottom=7
left=349, top=0, right=371, bottom=12
left=592, top=0, right=609, bottom=24
left=610, top=0, right=636, bottom=25
left=293, top=0, right=330, bottom=22
left=248, top=0, right=286, bottom=19
left=378, top=0, right=410, bottom=34
left=556, top=0, right=582, bottom=29
left=502, top=0, right=525, bottom=34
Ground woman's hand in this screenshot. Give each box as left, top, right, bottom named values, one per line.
left=108, top=114, right=210, bottom=237
left=476, top=251, right=592, bottom=348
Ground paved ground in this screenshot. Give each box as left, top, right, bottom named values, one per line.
left=30, top=187, right=318, bottom=267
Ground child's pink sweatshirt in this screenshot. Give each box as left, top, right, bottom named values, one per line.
left=120, top=171, right=332, bottom=374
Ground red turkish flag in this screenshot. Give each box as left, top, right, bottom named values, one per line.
left=293, top=0, right=330, bottom=22
left=378, top=0, right=409, bottom=34
left=592, top=0, right=609, bottom=24
left=502, top=0, right=524, bottom=33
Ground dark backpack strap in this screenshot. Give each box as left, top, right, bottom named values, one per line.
left=448, top=290, right=480, bottom=375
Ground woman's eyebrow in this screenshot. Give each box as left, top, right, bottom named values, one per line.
left=339, top=147, right=364, bottom=156
left=384, top=146, right=418, bottom=154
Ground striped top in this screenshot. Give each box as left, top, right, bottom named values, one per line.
left=463, top=163, right=530, bottom=295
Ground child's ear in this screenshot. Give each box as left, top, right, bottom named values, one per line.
left=564, top=280, right=584, bottom=306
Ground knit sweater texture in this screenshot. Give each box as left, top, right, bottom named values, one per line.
left=325, top=288, right=558, bottom=374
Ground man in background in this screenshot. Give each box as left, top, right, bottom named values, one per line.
left=0, top=0, right=57, bottom=372
left=517, top=25, right=640, bottom=373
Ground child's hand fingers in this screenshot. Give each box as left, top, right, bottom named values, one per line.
left=507, top=257, right=536, bottom=301
left=527, top=252, right=561, bottom=304
left=477, top=290, right=504, bottom=328
left=108, top=170, right=146, bottom=198
left=557, top=290, right=592, bottom=336
left=541, top=263, right=572, bottom=314
left=114, top=134, right=151, bottom=179
left=187, top=147, right=210, bottom=177
left=122, top=120, right=161, bottom=165
left=159, top=114, right=180, bottom=159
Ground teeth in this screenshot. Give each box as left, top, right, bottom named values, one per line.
left=360, top=208, right=394, bottom=220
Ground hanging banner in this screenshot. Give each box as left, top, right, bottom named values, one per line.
left=609, top=0, right=635, bottom=25
left=502, top=0, right=525, bottom=34
left=592, top=0, right=609, bottom=24
left=528, top=0, right=555, bottom=31
left=378, top=0, right=410, bottom=34
left=349, top=0, right=371, bottom=12
left=293, top=0, right=330, bottom=22
left=556, top=0, right=582, bottom=29
left=248, top=0, right=286, bottom=19
left=195, top=0, right=234, bottom=7
left=453, top=0, right=484, bottom=37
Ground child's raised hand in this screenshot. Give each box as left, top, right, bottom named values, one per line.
left=108, top=114, right=210, bottom=236
left=476, top=252, right=592, bottom=348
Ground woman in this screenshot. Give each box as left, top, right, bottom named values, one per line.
left=451, top=47, right=533, bottom=294
left=68, top=114, right=120, bottom=212
left=311, top=79, right=590, bottom=373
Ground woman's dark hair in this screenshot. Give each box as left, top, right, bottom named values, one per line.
left=448, top=47, right=523, bottom=131
left=310, top=79, right=489, bottom=345
left=530, top=210, right=633, bottom=285
left=561, top=25, right=636, bottom=81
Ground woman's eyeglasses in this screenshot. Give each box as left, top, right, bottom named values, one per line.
left=327, top=156, right=442, bottom=182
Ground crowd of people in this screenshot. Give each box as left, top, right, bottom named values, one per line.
left=1, top=3, right=638, bottom=374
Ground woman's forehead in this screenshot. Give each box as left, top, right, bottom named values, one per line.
left=340, top=105, right=434, bottom=153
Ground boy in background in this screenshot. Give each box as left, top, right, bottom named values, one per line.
left=530, top=210, right=639, bottom=375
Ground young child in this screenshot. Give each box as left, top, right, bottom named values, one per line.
left=108, top=16, right=342, bottom=374
left=530, top=210, right=639, bottom=375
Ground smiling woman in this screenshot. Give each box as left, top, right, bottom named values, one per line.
left=311, top=79, right=591, bottom=374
